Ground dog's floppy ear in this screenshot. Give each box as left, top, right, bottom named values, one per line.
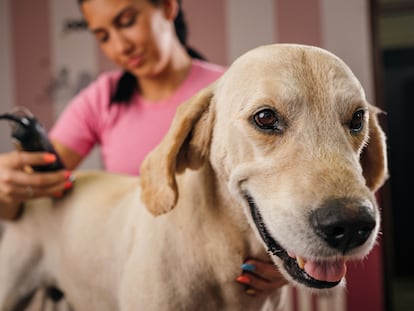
left=360, top=105, right=389, bottom=192
left=140, top=83, right=216, bottom=216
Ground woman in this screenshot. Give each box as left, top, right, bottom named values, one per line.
left=0, top=0, right=286, bottom=297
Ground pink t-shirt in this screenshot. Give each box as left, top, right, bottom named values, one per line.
left=49, top=60, right=226, bottom=175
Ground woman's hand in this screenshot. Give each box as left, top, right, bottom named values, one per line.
left=236, top=258, right=288, bottom=296
left=0, top=151, right=73, bottom=220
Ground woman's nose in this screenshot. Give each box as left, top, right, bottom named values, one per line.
left=112, top=32, right=134, bottom=55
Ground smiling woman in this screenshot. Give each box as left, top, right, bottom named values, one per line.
left=78, top=0, right=199, bottom=103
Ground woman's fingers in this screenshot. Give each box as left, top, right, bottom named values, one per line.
left=0, top=151, right=73, bottom=201
left=13, top=178, right=70, bottom=199
left=0, top=150, right=73, bottom=220
left=0, top=150, right=58, bottom=169
left=236, top=258, right=288, bottom=295
left=6, top=170, right=73, bottom=199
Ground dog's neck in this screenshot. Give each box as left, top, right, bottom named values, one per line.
left=173, top=162, right=269, bottom=261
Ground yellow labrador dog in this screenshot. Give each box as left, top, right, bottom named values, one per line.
left=0, top=44, right=388, bottom=311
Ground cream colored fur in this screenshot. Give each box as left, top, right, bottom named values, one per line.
left=0, top=44, right=388, bottom=311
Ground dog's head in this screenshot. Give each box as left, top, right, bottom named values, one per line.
left=141, top=44, right=388, bottom=290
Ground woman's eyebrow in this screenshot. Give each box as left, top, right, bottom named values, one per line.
left=113, top=5, right=137, bottom=24
left=89, top=5, right=136, bottom=33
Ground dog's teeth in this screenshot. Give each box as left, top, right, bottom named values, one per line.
left=296, top=256, right=305, bottom=269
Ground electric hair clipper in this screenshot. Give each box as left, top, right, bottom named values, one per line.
left=0, top=108, right=65, bottom=171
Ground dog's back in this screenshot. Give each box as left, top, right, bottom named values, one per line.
left=0, top=172, right=141, bottom=310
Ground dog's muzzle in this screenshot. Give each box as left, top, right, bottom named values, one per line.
left=244, top=194, right=376, bottom=289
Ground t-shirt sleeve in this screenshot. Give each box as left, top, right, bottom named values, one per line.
left=49, top=73, right=116, bottom=156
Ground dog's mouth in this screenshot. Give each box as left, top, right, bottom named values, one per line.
left=245, top=194, right=346, bottom=289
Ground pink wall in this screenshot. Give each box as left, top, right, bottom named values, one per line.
left=276, top=0, right=322, bottom=46
left=10, top=0, right=54, bottom=129
left=182, top=0, right=228, bottom=65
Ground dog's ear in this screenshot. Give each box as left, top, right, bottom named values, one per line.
left=360, top=105, right=389, bottom=192
left=140, top=83, right=216, bottom=216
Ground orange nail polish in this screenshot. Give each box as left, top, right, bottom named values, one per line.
left=43, top=153, right=57, bottom=163
left=64, top=171, right=72, bottom=180
left=64, top=181, right=73, bottom=190
left=236, top=275, right=250, bottom=284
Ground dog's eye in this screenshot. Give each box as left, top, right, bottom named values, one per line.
left=349, top=109, right=365, bottom=134
left=252, top=108, right=284, bottom=134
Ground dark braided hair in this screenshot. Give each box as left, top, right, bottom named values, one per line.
left=78, top=0, right=205, bottom=105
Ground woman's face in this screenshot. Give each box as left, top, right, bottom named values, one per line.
left=82, top=0, right=177, bottom=78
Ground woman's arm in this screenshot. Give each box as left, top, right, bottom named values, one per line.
left=0, top=202, right=21, bottom=220
left=52, top=140, right=84, bottom=170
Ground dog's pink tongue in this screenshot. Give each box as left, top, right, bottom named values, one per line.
left=304, top=259, right=347, bottom=282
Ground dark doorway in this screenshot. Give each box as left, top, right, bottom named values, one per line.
left=383, top=48, right=414, bottom=277
left=371, top=1, right=414, bottom=310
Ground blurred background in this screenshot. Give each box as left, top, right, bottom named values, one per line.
left=0, top=0, right=412, bottom=310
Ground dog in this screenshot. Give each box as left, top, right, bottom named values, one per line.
left=0, top=44, right=388, bottom=311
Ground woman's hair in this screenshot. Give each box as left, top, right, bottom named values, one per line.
left=79, top=0, right=205, bottom=104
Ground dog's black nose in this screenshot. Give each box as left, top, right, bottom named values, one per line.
left=309, top=198, right=376, bottom=253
